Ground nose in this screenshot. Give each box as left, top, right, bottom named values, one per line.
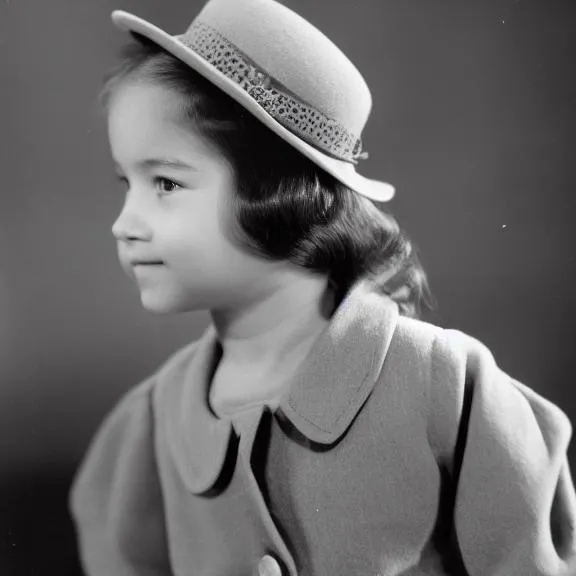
left=111, top=196, right=153, bottom=243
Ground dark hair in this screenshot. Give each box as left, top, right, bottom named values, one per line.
left=100, top=33, right=435, bottom=318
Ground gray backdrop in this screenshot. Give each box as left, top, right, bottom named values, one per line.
left=2, top=0, right=575, bottom=574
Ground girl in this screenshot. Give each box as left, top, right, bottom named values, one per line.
left=69, top=0, right=576, bottom=574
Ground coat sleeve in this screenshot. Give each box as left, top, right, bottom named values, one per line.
left=68, top=376, right=173, bottom=576
left=431, top=328, right=576, bottom=576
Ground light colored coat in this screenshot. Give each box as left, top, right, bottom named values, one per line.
left=69, top=280, right=576, bottom=575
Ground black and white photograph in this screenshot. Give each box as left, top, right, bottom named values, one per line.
left=2, top=0, right=576, bottom=574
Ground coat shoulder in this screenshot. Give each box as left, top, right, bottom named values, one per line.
left=383, top=315, right=495, bottom=466
left=69, top=338, right=202, bottom=509
left=392, top=314, right=491, bottom=364
left=68, top=339, right=205, bottom=573
left=390, top=315, right=500, bottom=387
left=385, top=314, right=573, bottom=472
left=391, top=315, right=443, bottom=357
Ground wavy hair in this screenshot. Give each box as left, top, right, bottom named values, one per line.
left=100, top=33, right=435, bottom=317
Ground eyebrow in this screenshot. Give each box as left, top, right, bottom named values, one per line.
left=113, top=157, right=198, bottom=172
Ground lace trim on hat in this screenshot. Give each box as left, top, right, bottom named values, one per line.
left=177, top=22, right=368, bottom=164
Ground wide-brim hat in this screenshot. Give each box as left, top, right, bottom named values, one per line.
left=110, top=0, right=395, bottom=202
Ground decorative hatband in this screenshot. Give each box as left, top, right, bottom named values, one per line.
left=177, top=22, right=368, bottom=163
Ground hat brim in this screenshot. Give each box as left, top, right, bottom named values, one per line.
left=110, top=10, right=395, bottom=203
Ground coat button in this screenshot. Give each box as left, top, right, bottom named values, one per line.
left=258, top=554, right=282, bottom=576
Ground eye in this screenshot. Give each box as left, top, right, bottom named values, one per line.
left=112, top=174, right=182, bottom=195
left=155, top=177, right=182, bottom=195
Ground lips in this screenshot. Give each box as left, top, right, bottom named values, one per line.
left=130, top=261, right=165, bottom=267
left=129, top=259, right=164, bottom=265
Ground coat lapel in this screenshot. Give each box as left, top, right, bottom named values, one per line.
left=158, top=322, right=234, bottom=495
left=277, top=279, right=399, bottom=444
left=160, top=279, right=399, bottom=494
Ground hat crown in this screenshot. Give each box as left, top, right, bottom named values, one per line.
left=183, top=0, right=372, bottom=137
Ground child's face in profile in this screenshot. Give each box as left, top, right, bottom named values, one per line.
left=107, top=81, right=271, bottom=315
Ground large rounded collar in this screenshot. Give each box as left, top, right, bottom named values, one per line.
left=155, top=280, right=399, bottom=494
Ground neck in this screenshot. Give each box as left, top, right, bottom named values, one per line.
left=209, top=274, right=337, bottom=374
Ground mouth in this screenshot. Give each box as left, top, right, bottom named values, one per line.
left=130, top=261, right=165, bottom=267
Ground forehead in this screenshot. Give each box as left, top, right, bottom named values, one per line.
left=107, top=82, right=212, bottom=167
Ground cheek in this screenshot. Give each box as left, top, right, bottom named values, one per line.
left=159, top=205, right=227, bottom=265
left=159, top=191, right=256, bottom=275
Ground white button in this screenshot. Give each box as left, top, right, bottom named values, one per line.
left=258, top=554, right=282, bottom=576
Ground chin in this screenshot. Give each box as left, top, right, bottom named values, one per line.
left=139, top=293, right=186, bottom=315
left=138, top=285, right=214, bottom=315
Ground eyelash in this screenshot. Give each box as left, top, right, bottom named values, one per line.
left=115, top=175, right=182, bottom=196
left=155, top=177, right=182, bottom=194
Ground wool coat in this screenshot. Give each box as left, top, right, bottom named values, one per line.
left=69, top=280, right=576, bottom=576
